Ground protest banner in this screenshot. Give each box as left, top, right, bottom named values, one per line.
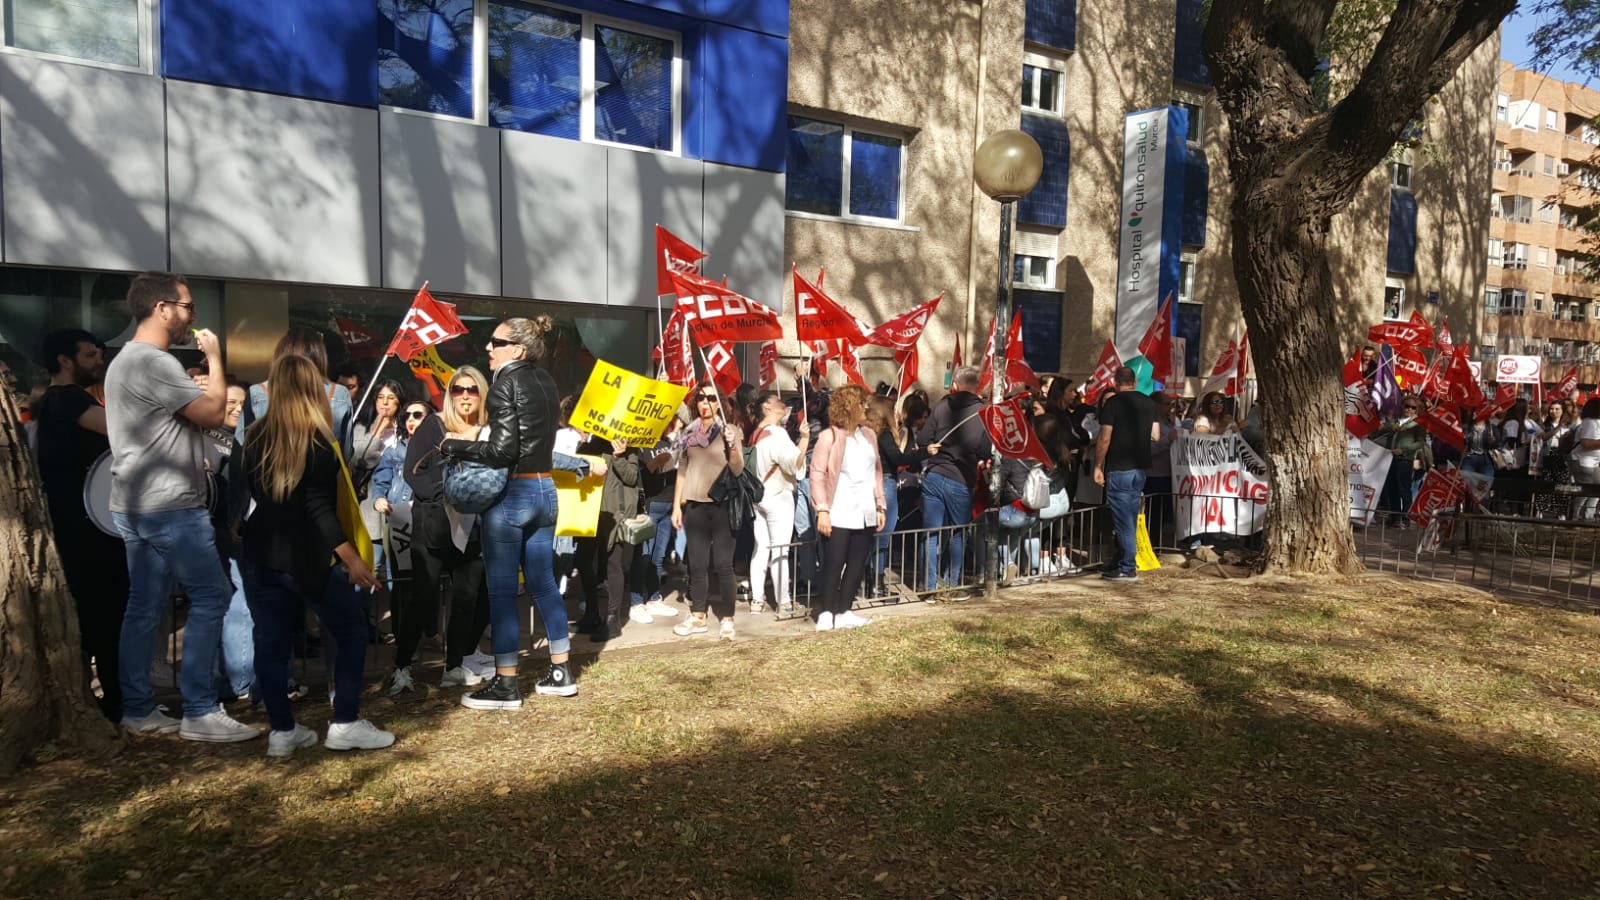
left=1347, top=436, right=1393, bottom=525
left=1171, top=431, right=1270, bottom=537
left=554, top=455, right=605, bottom=538
left=570, top=360, right=691, bottom=445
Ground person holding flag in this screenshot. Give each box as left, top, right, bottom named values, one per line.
left=916, top=366, right=990, bottom=598
left=440, top=317, right=574, bottom=709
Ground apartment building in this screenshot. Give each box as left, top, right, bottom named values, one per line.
left=1486, top=61, right=1600, bottom=388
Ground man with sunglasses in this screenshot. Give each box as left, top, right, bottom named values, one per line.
left=103, top=273, right=259, bottom=743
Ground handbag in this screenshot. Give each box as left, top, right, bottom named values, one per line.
left=444, top=459, right=509, bottom=514
left=619, top=513, right=656, bottom=545
left=709, top=450, right=765, bottom=534
left=1489, top=447, right=1518, bottom=470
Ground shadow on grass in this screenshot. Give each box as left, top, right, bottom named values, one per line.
left=4, top=611, right=1600, bottom=899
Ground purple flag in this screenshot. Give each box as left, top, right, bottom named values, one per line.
left=1372, top=343, right=1402, bottom=420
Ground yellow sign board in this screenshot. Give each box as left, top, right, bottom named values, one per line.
left=555, top=455, right=605, bottom=538
left=571, top=360, right=690, bottom=445
left=1135, top=513, right=1161, bottom=572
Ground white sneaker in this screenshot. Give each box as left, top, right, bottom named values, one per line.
left=120, top=707, right=180, bottom=735
left=463, top=652, right=496, bottom=678
left=387, top=666, right=416, bottom=697
left=441, top=666, right=483, bottom=687
left=324, top=719, right=396, bottom=752
left=628, top=605, right=655, bottom=625
left=816, top=611, right=835, bottom=632
left=266, top=724, right=319, bottom=758
left=179, top=706, right=262, bottom=743
left=749, top=600, right=764, bottom=615
left=720, top=618, right=736, bottom=641
left=834, top=611, right=871, bottom=630
left=645, top=599, right=679, bottom=618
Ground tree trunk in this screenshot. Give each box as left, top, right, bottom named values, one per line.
left=0, top=389, right=119, bottom=775
left=1233, top=193, right=1363, bottom=575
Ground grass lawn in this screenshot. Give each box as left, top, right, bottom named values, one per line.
left=5, top=573, right=1600, bottom=898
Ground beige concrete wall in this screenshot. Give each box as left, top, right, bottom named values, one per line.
left=784, top=0, right=1022, bottom=392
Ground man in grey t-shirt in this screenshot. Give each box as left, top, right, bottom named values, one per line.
left=103, top=273, right=259, bottom=745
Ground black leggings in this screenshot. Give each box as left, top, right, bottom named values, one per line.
left=56, top=516, right=128, bottom=721
left=403, top=500, right=488, bottom=670
left=818, top=526, right=874, bottom=616
left=683, top=501, right=736, bottom=619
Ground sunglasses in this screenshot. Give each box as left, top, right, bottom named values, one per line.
left=451, top=384, right=481, bottom=396
left=697, top=395, right=719, bottom=404
left=406, top=410, right=428, bottom=420
left=1403, top=406, right=1420, bottom=411
left=487, top=337, right=518, bottom=348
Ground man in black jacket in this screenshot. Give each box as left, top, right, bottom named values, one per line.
left=916, top=366, right=991, bottom=597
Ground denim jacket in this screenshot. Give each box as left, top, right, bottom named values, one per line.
left=371, top=440, right=413, bottom=505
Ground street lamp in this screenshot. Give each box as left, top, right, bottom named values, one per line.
left=972, top=129, right=1042, bottom=595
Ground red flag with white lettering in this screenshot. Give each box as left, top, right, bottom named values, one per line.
left=1443, top=345, right=1486, bottom=411
left=1416, top=402, right=1466, bottom=451
left=1475, top=382, right=1517, bottom=422
left=655, top=225, right=706, bottom=295
left=386, top=285, right=469, bottom=362
left=1408, top=468, right=1466, bottom=528
left=981, top=309, right=1042, bottom=396
left=1436, top=316, right=1454, bottom=353
left=869, top=294, right=942, bottom=349
left=1201, top=335, right=1241, bottom=397
left=1552, top=366, right=1579, bottom=400
left=671, top=271, right=783, bottom=344
left=1367, top=310, right=1434, bottom=349
left=1394, top=347, right=1430, bottom=388
left=793, top=267, right=874, bottom=346
left=1343, top=355, right=1379, bottom=439
left=704, top=342, right=742, bottom=395
left=982, top=398, right=1053, bottom=468
left=653, top=309, right=695, bottom=386
left=1137, top=293, right=1175, bottom=384
left=335, top=317, right=384, bottom=358
left=896, top=346, right=918, bottom=395
left=758, top=341, right=777, bottom=388
left=1085, top=340, right=1121, bottom=405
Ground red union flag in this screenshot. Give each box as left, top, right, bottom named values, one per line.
left=758, top=341, right=778, bottom=387
left=869, top=294, right=942, bottom=349
left=1436, top=316, right=1454, bottom=353
left=654, top=310, right=694, bottom=386
left=1201, top=334, right=1245, bottom=397
left=1444, top=345, right=1486, bottom=410
left=896, top=346, right=918, bottom=395
left=655, top=225, right=706, bottom=295
left=1475, top=382, right=1517, bottom=423
left=982, top=398, right=1053, bottom=467
left=838, top=341, right=868, bottom=388
left=1137, top=293, right=1175, bottom=384
left=704, top=342, right=742, bottom=395
left=1394, top=347, right=1430, bottom=388
left=976, top=316, right=999, bottom=392
left=794, top=267, right=874, bottom=345
left=1343, top=356, right=1379, bottom=439
left=1552, top=365, right=1579, bottom=400
left=981, top=309, right=1042, bottom=396
left=386, top=285, right=468, bottom=362
left=335, top=317, right=384, bottom=358
left=1408, top=468, right=1465, bottom=528
left=1085, top=340, right=1121, bottom=405
left=1367, top=310, right=1434, bottom=349
left=1417, top=402, right=1465, bottom=451
left=670, top=272, right=783, bottom=344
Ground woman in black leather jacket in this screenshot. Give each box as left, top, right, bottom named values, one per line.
left=439, top=316, right=572, bottom=709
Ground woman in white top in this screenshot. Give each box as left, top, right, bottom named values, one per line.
left=808, top=385, right=885, bottom=632
left=1572, top=398, right=1600, bottom=520
left=1192, top=392, right=1238, bottom=434
left=746, top=391, right=809, bottom=614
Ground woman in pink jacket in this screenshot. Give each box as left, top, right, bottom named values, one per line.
left=809, top=384, right=886, bottom=631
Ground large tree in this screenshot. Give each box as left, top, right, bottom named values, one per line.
left=0, top=389, right=118, bottom=774
left=1202, top=0, right=1514, bottom=573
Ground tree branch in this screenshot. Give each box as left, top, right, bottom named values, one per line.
left=1263, top=0, right=1343, bottom=79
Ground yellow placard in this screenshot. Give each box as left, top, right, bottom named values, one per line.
left=554, top=454, right=605, bottom=537
left=407, top=344, right=457, bottom=405
left=1135, top=513, right=1161, bottom=572
left=570, top=360, right=690, bottom=445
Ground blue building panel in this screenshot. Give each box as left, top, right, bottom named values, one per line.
left=699, top=0, right=789, bottom=38
left=1024, top=0, right=1076, bottom=52
left=1173, top=0, right=1209, bottom=85
left=1176, top=301, right=1203, bottom=379
left=1156, top=108, right=1188, bottom=311
left=684, top=23, right=788, bottom=172
left=163, top=0, right=379, bottom=107
left=1014, top=290, right=1063, bottom=375
left=1387, top=191, right=1417, bottom=275
left=1017, top=114, right=1069, bottom=229
left=1182, top=146, right=1208, bottom=247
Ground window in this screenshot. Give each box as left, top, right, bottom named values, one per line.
left=1013, top=255, right=1052, bottom=287
left=486, top=5, right=679, bottom=151
left=1537, top=246, right=1550, bottom=268
left=379, top=0, right=476, bottom=119
left=1545, top=154, right=1558, bottom=176
left=3, top=0, right=146, bottom=69
left=1540, top=202, right=1557, bottom=223
left=1021, top=55, right=1064, bottom=115
left=1488, top=236, right=1503, bottom=267
left=1174, top=98, right=1204, bottom=148
left=1178, top=252, right=1198, bottom=302
left=1484, top=288, right=1501, bottom=315
left=1575, top=301, right=1588, bottom=322
left=785, top=116, right=904, bottom=222
left=1534, top=292, right=1544, bottom=312
left=1496, top=92, right=1509, bottom=122
left=1556, top=299, right=1568, bottom=320
left=1500, top=195, right=1533, bottom=222
left=1383, top=281, right=1404, bottom=319
left=1505, top=242, right=1529, bottom=269
left=1547, top=109, right=1561, bottom=130
left=1505, top=288, right=1527, bottom=316
left=1389, top=158, right=1412, bottom=190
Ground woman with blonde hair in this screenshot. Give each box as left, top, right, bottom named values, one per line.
left=809, top=384, right=885, bottom=631
left=238, top=354, right=392, bottom=757
left=393, top=365, right=493, bottom=696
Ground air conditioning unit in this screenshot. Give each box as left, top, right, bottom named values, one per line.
left=1559, top=162, right=1572, bottom=176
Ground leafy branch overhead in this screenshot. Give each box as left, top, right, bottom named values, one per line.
left=1531, top=0, right=1600, bottom=280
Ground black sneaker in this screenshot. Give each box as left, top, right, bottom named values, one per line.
left=1099, top=570, right=1139, bottom=582
left=534, top=662, right=578, bottom=697
left=460, top=674, right=522, bottom=710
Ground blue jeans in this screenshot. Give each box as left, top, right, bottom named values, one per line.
left=114, top=507, right=232, bottom=719
left=1105, top=469, right=1147, bottom=575
left=1462, top=453, right=1495, bottom=482
left=241, top=561, right=368, bottom=731
left=876, top=475, right=899, bottom=574
left=217, top=559, right=255, bottom=699
left=481, top=476, right=566, bottom=667
left=921, top=471, right=972, bottom=590
left=641, top=498, right=675, bottom=601
left=998, top=505, right=1039, bottom=571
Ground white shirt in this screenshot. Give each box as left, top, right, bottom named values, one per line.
left=1574, top=419, right=1600, bottom=469
left=827, top=430, right=878, bottom=530
left=751, top=424, right=801, bottom=500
